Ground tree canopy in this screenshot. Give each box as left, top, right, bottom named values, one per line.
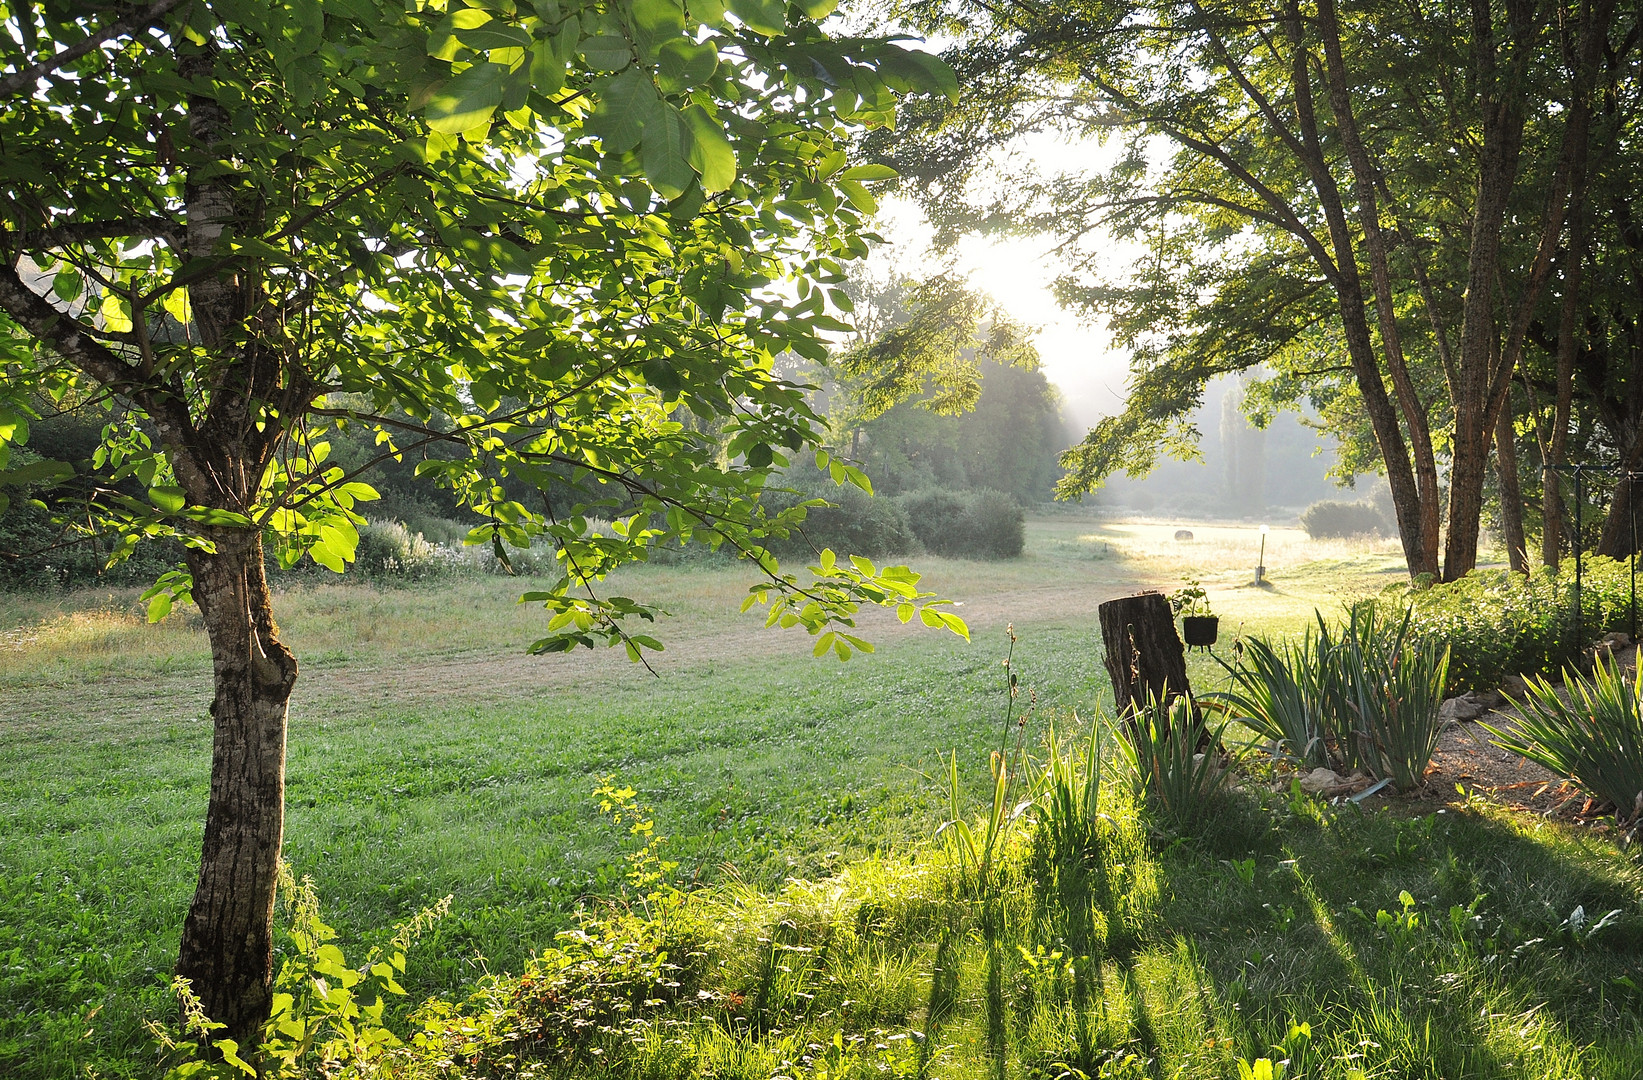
left=873, top=0, right=1641, bottom=580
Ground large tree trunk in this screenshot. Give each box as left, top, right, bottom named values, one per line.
left=175, top=530, right=297, bottom=1045
left=1277, top=1, right=1438, bottom=579
left=1098, top=591, right=1191, bottom=719
left=1495, top=399, right=1529, bottom=571
left=1316, top=0, right=1444, bottom=575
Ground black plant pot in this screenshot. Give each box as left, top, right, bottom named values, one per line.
left=1182, top=615, right=1219, bottom=648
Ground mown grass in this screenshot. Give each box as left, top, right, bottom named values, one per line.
left=6, top=518, right=1624, bottom=1080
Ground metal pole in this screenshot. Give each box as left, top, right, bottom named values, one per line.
left=1575, top=467, right=1585, bottom=650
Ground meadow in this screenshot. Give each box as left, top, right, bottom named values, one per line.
left=4, top=518, right=1641, bottom=1079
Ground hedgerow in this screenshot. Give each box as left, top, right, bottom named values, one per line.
left=1378, top=557, right=1640, bottom=691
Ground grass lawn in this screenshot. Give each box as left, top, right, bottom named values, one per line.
left=3, top=519, right=1639, bottom=1079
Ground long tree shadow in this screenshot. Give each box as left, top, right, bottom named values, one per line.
left=1129, top=790, right=1643, bottom=1077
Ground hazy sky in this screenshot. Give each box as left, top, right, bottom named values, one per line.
left=866, top=131, right=1138, bottom=431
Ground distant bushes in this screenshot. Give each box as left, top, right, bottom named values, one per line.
left=901, top=487, right=1025, bottom=559
left=760, top=476, right=1025, bottom=561
left=760, top=477, right=918, bottom=560
left=1300, top=499, right=1388, bottom=539
left=1380, top=558, right=1637, bottom=691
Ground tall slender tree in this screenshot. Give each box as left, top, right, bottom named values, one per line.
left=0, top=0, right=961, bottom=1041
left=874, top=0, right=1631, bottom=580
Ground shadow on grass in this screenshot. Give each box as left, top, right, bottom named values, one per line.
left=1091, top=789, right=1643, bottom=1078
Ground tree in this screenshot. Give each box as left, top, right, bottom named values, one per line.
left=0, top=0, right=962, bottom=1043
left=874, top=0, right=1632, bottom=580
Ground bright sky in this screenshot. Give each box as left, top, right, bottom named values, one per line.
left=864, top=131, right=1139, bottom=430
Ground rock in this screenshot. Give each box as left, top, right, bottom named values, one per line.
left=1174, top=528, right=1194, bottom=541
left=1601, top=631, right=1634, bottom=648
left=1440, top=693, right=1492, bottom=723
left=1499, top=674, right=1529, bottom=699
left=1299, top=767, right=1342, bottom=795
left=1471, top=688, right=1508, bottom=710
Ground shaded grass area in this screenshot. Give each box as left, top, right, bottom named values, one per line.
left=0, top=607, right=1106, bottom=1078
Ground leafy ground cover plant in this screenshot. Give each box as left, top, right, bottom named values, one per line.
left=1488, top=660, right=1643, bottom=832
left=1384, top=557, right=1639, bottom=690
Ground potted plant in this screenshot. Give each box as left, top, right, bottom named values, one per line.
left=1168, top=578, right=1219, bottom=648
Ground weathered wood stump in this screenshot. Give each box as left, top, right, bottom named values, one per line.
left=1098, top=591, right=1193, bottom=719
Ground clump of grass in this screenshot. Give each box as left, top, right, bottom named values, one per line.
left=1114, top=692, right=1232, bottom=826
left=1488, top=659, right=1643, bottom=831
left=1216, top=606, right=1449, bottom=791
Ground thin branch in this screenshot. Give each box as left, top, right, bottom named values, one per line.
left=0, top=0, right=190, bottom=99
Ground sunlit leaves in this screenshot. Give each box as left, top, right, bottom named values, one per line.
left=426, top=61, right=513, bottom=133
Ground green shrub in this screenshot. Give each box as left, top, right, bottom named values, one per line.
left=352, top=520, right=452, bottom=581
left=900, top=486, right=1025, bottom=559
left=760, top=473, right=918, bottom=559
left=1299, top=499, right=1387, bottom=539
left=1383, top=558, right=1638, bottom=690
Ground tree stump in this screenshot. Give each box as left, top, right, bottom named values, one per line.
left=1099, top=591, right=1193, bottom=719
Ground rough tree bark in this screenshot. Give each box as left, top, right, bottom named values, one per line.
left=1098, top=591, right=1192, bottom=719
left=175, top=530, right=297, bottom=1042
left=1495, top=398, right=1529, bottom=571
left=1317, top=0, right=1444, bottom=575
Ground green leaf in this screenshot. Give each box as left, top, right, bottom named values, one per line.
left=655, top=37, right=716, bottom=92
left=161, top=286, right=192, bottom=325
left=837, top=178, right=876, bottom=213
left=530, top=39, right=566, bottom=95
left=589, top=67, right=660, bottom=153
left=426, top=61, right=511, bottom=133
left=454, top=18, right=532, bottom=53
left=147, top=485, right=187, bottom=513
left=145, top=591, right=172, bottom=623
left=880, top=47, right=959, bottom=102
left=839, top=163, right=897, bottom=180
left=728, top=0, right=785, bottom=36
left=99, top=291, right=133, bottom=333
left=630, top=0, right=685, bottom=56
left=795, top=0, right=838, bottom=16
left=51, top=268, right=83, bottom=303
left=582, top=34, right=633, bottom=72
left=681, top=105, right=736, bottom=192
left=641, top=104, right=695, bottom=199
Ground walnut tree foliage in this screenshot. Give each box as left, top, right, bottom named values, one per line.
left=0, top=0, right=968, bottom=659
